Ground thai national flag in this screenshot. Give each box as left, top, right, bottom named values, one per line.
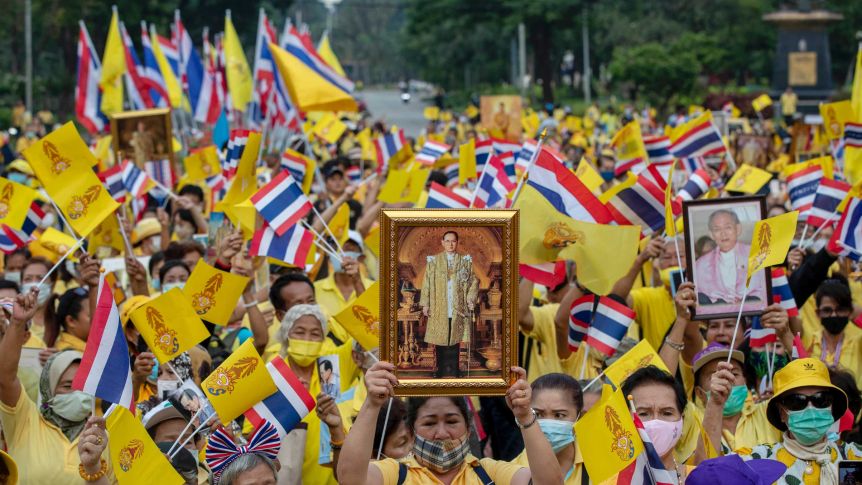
left=605, top=172, right=668, bottom=236
left=681, top=157, right=706, bottom=175
left=786, top=165, right=823, bottom=213
left=516, top=139, right=538, bottom=173
left=245, top=357, right=315, bottom=438
left=444, top=162, right=459, bottom=188
left=173, top=12, right=204, bottom=114
left=498, top=151, right=517, bottom=184
left=280, top=21, right=354, bottom=95
left=771, top=268, right=799, bottom=318
left=250, top=10, right=278, bottom=125
left=224, top=130, right=250, bottom=179
left=19, top=202, right=45, bottom=237
left=98, top=164, right=128, bottom=202
left=670, top=117, right=726, bottom=159
left=346, top=166, right=362, bottom=184
left=676, top=169, right=711, bottom=203
left=749, top=316, right=777, bottom=348
left=119, top=22, right=154, bottom=110
left=492, top=139, right=521, bottom=159
left=254, top=35, right=300, bottom=130
left=144, top=159, right=175, bottom=190
left=426, top=182, right=470, bottom=209
left=75, top=22, right=108, bottom=134
left=472, top=154, right=516, bottom=209
left=156, top=32, right=181, bottom=79
left=807, top=178, right=851, bottom=228
left=643, top=135, right=675, bottom=164
left=475, top=139, right=494, bottom=174
left=585, top=296, right=635, bottom=357
left=527, top=148, right=613, bottom=223
left=827, top=197, right=862, bottom=261
left=416, top=140, right=451, bottom=166
left=845, top=122, right=862, bottom=149
left=374, top=130, right=407, bottom=168
left=140, top=23, right=170, bottom=107
left=72, top=274, right=135, bottom=411
left=195, top=30, right=222, bottom=124
left=519, top=261, right=566, bottom=288
left=0, top=202, right=45, bottom=253
left=250, top=171, right=312, bottom=236
left=250, top=224, right=314, bottom=267
left=281, top=151, right=308, bottom=184
left=617, top=413, right=678, bottom=485
left=568, top=295, right=594, bottom=351
left=122, top=161, right=154, bottom=198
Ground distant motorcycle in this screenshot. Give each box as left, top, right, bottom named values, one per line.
left=401, top=92, right=411, bottom=104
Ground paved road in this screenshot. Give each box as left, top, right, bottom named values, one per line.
left=360, top=88, right=427, bottom=138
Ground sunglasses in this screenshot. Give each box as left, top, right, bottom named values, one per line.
left=780, top=391, right=833, bottom=411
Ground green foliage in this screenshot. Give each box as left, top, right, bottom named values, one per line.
left=609, top=42, right=700, bottom=110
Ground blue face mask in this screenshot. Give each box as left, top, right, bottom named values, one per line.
left=7, top=172, right=29, bottom=185
left=787, top=406, right=834, bottom=445
left=161, top=282, right=185, bottom=292
left=537, top=419, right=575, bottom=452
left=332, top=251, right=363, bottom=273
left=600, top=170, right=615, bottom=182
left=722, top=385, right=748, bottom=417
left=151, top=278, right=161, bottom=292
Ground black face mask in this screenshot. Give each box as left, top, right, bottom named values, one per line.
left=821, top=316, right=849, bottom=335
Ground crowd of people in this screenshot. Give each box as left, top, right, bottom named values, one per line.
left=0, top=88, right=859, bottom=485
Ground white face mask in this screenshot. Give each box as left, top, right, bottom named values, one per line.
left=157, top=379, right=182, bottom=399
left=147, top=235, right=162, bottom=252
left=161, top=282, right=185, bottom=293
left=21, top=281, right=52, bottom=306
left=4, top=271, right=20, bottom=285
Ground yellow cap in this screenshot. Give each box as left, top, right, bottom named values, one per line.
left=131, top=218, right=161, bottom=245
left=0, top=449, right=17, bottom=484
left=600, top=148, right=615, bottom=158
left=7, top=159, right=33, bottom=176
left=120, top=295, right=150, bottom=325
left=766, top=358, right=847, bottom=431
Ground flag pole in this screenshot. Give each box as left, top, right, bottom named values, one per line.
left=375, top=398, right=393, bottom=460
left=509, top=129, right=548, bottom=205
left=469, top=158, right=491, bottom=208
left=578, top=344, right=590, bottom=380
left=725, top=284, right=750, bottom=364
left=300, top=220, right=342, bottom=261
left=801, top=216, right=834, bottom=249
left=48, top=198, right=80, bottom=241
left=167, top=408, right=204, bottom=456
left=838, top=241, right=862, bottom=258
left=36, top=236, right=87, bottom=289
left=168, top=413, right=217, bottom=459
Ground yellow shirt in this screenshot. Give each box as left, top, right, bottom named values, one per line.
left=373, top=454, right=523, bottom=485
left=55, top=331, right=86, bottom=352
left=512, top=442, right=582, bottom=485
left=780, top=93, right=797, bottom=115
left=521, top=303, right=562, bottom=382
left=0, top=382, right=116, bottom=484
left=314, top=273, right=376, bottom=344
left=804, top=327, right=862, bottom=390
left=738, top=440, right=862, bottom=485
left=630, top=286, right=676, bottom=351
left=719, top=400, right=781, bottom=453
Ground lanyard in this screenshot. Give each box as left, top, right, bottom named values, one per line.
left=820, top=333, right=844, bottom=367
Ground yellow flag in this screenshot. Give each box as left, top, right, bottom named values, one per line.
left=283, top=149, right=317, bottom=194
left=0, top=177, right=37, bottom=229
left=820, top=100, right=855, bottom=140
left=149, top=26, right=183, bottom=109
left=726, top=164, right=772, bottom=194
left=364, top=226, right=380, bottom=258
left=604, top=340, right=669, bottom=387
left=574, top=158, right=603, bottom=194
left=664, top=162, right=676, bottom=236
left=23, top=123, right=120, bottom=237
left=752, top=94, right=773, bottom=113
left=465, top=105, right=480, bottom=119
left=38, top=227, right=81, bottom=262
left=610, top=121, right=647, bottom=172
left=92, top=135, right=113, bottom=169
left=217, top=132, right=261, bottom=227
left=106, top=407, right=184, bottom=485
left=232, top=198, right=257, bottom=241
left=88, top=213, right=125, bottom=254
left=515, top=185, right=640, bottom=295
left=270, top=43, right=358, bottom=112
left=782, top=155, right=834, bottom=181
left=129, top=288, right=210, bottom=363
left=330, top=203, right=351, bottom=246
left=459, top=139, right=477, bottom=184
left=316, top=33, right=346, bottom=77
left=574, top=385, right=644, bottom=483
left=183, top=260, right=249, bottom=326
left=224, top=15, right=253, bottom=111
left=746, top=211, right=798, bottom=287
left=852, top=46, right=862, bottom=122
left=333, top=282, right=380, bottom=349
left=357, top=128, right=376, bottom=162
left=202, top=339, right=276, bottom=423
left=847, top=145, right=862, bottom=186
left=183, top=146, right=221, bottom=181
left=99, top=9, right=125, bottom=115
left=423, top=106, right=440, bottom=120
left=378, top=167, right=429, bottom=204
left=313, top=113, right=347, bottom=145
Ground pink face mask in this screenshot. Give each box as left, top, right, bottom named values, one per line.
left=643, top=418, right=683, bottom=456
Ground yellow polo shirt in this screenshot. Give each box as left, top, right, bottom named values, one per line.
left=521, top=303, right=563, bottom=382
left=630, top=286, right=676, bottom=351
left=512, top=441, right=582, bottom=485
left=314, top=273, right=375, bottom=343
left=55, top=332, right=86, bottom=352
left=804, top=328, right=862, bottom=390
left=373, top=454, right=523, bottom=485
left=720, top=400, right=780, bottom=453
left=0, top=382, right=116, bottom=484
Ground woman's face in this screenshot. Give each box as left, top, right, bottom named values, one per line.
left=695, top=359, right=745, bottom=404
left=383, top=420, right=414, bottom=459
left=173, top=217, right=195, bottom=240
left=22, top=262, right=49, bottom=284
left=705, top=318, right=745, bottom=347
left=163, top=266, right=190, bottom=284
left=631, top=382, right=681, bottom=422
left=414, top=398, right=467, bottom=441
left=288, top=315, right=324, bottom=342
left=532, top=389, right=579, bottom=422
left=54, top=362, right=80, bottom=396
left=66, top=301, right=92, bottom=340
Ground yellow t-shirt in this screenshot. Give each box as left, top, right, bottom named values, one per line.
left=314, top=273, right=376, bottom=344
left=0, top=382, right=116, bottom=484
left=55, top=331, right=86, bottom=352
left=719, top=400, right=781, bottom=453
left=630, top=286, right=676, bottom=351
left=804, top=328, right=862, bottom=390
left=373, top=454, right=523, bottom=485
left=738, top=440, right=862, bottom=485
left=512, top=442, right=582, bottom=485
left=521, top=303, right=562, bottom=382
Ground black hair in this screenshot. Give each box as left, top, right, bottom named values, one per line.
left=269, top=273, right=315, bottom=312
left=164, top=241, right=205, bottom=262
left=319, top=359, right=334, bottom=372
left=48, top=287, right=88, bottom=346
left=174, top=209, right=200, bottom=233
left=621, top=365, right=687, bottom=414
left=148, top=251, right=165, bottom=278
left=406, top=396, right=470, bottom=430
left=22, top=257, right=56, bottom=282
left=532, top=373, right=584, bottom=414
left=426, top=170, right=448, bottom=188
left=177, top=184, right=205, bottom=202
left=815, top=275, right=852, bottom=311
left=0, top=279, right=19, bottom=293
left=373, top=398, right=408, bottom=456
left=179, top=388, right=199, bottom=403
left=159, top=260, right=191, bottom=284
left=442, top=230, right=459, bottom=242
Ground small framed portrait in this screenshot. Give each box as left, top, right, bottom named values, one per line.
left=110, top=108, right=174, bottom=167
left=380, top=209, right=518, bottom=396
left=683, top=196, right=772, bottom=320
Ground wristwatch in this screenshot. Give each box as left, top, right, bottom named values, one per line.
left=515, top=409, right=538, bottom=429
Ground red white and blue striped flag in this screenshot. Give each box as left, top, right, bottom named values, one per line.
left=519, top=261, right=566, bottom=288
left=516, top=139, right=538, bottom=173
left=98, top=164, right=128, bottom=202
left=605, top=172, right=669, bottom=236
left=223, top=130, right=251, bottom=179
left=771, top=268, right=798, bottom=318
left=121, top=161, right=154, bottom=198
left=643, top=135, right=675, bottom=164
left=373, top=129, right=407, bottom=168
left=0, top=202, right=45, bottom=254
left=416, top=140, right=451, bottom=166
left=119, top=21, right=154, bottom=110
left=474, top=139, right=494, bottom=174
left=281, top=150, right=308, bottom=185
left=444, top=162, right=459, bottom=188
left=617, top=413, right=678, bottom=485
left=749, top=315, right=777, bottom=348
left=568, top=295, right=595, bottom=351
left=145, top=159, right=175, bottom=190
left=75, top=22, right=108, bottom=134
left=426, top=182, right=470, bottom=209
left=473, top=154, right=516, bottom=208
left=249, top=224, right=314, bottom=267
left=786, top=165, right=823, bottom=214
left=498, top=151, right=517, bottom=184
left=807, top=178, right=851, bottom=228
left=140, top=23, right=170, bottom=108
left=676, top=169, right=711, bottom=203
left=527, top=148, right=613, bottom=223
left=281, top=21, right=354, bottom=95
left=492, top=139, right=521, bottom=159
left=585, top=296, right=635, bottom=356
left=72, top=274, right=135, bottom=411
left=670, top=115, right=726, bottom=159
left=245, top=358, right=315, bottom=437
left=251, top=171, right=312, bottom=236
left=827, top=197, right=862, bottom=261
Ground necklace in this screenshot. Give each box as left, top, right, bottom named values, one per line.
left=672, top=457, right=682, bottom=483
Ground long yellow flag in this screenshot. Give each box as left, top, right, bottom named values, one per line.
left=852, top=46, right=862, bottom=122
left=107, top=407, right=184, bottom=485
left=100, top=9, right=125, bottom=115
left=664, top=162, right=676, bottom=236
left=270, top=42, right=358, bottom=112
left=129, top=288, right=210, bottom=363
left=574, top=158, right=604, bottom=194
left=746, top=210, right=798, bottom=287
left=224, top=15, right=253, bottom=111
left=202, top=339, right=276, bottom=423
left=317, top=33, right=346, bottom=77
left=820, top=100, right=855, bottom=140
left=459, top=139, right=477, bottom=184
left=0, top=177, right=37, bottom=230
left=333, top=282, right=380, bottom=349
left=216, top=131, right=261, bottom=227
left=183, top=260, right=249, bottom=326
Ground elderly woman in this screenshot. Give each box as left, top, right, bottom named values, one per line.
left=275, top=303, right=358, bottom=484
left=736, top=358, right=862, bottom=483
left=338, top=361, right=563, bottom=485
left=0, top=289, right=113, bottom=483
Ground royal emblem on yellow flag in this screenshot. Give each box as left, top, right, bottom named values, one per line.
left=746, top=210, right=798, bottom=287
left=0, top=177, right=36, bottom=228
left=334, top=282, right=380, bottom=350
left=203, top=339, right=276, bottom=423
left=603, top=340, right=669, bottom=387
left=378, top=167, right=430, bottom=204
left=183, top=260, right=248, bottom=326
left=183, top=146, right=221, bottom=181
left=574, top=385, right=644, bottom=483
left=88, top=213, right=124, bottom=254
left=423, top=106, right=440, bottom=120
left=312, top=112, right=348, bottom=145
left=726, top=163, right=772, bottom=194
left=129, top=288, right=210, bottom=363
left=38, top=227, right=81, bottom=262
left=820, top=100, right=855, bottom=140
left=106, top=406, right=184, bottom=485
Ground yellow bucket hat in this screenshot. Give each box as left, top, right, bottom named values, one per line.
left=131, top=218, right=161, bottom=245
left=0, top=449, right=17, bottom=484
left=120, top=295, right=150, bottom=325
left=766, top=358, right=848, bottom=431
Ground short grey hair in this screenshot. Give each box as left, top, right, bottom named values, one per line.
left=217, top=453, right=278, bottom=485
left=275, top=303, right=328, bottom=345
left=708, top=209, right=740, bottom=230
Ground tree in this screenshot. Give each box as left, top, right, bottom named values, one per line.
left=609, top=42, right=700, bottom=112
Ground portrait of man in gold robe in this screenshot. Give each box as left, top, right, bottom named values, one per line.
left=419, top=230, right=479, bottom=378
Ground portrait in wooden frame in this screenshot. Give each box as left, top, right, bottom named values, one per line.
left=110, top=108, right=174, bottom=168
left=380, top=209, right=518, bottom=396
left=682, top=196, right=772, bottom=320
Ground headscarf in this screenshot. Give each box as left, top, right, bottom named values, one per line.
left=275, top=303, right=328, bottom=345
left=137, top=352, right=193, bottom=415
left=39, top=350, right=85, bottom=441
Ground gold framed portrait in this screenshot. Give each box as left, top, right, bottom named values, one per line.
left=110, top=108, right=174, bottom=167
left=380, top=209, right=518, bottom=396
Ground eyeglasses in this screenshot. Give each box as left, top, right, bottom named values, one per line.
left=780, top=391, right=834, bottom=411
left=816, top=306, right=851, bottom=317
